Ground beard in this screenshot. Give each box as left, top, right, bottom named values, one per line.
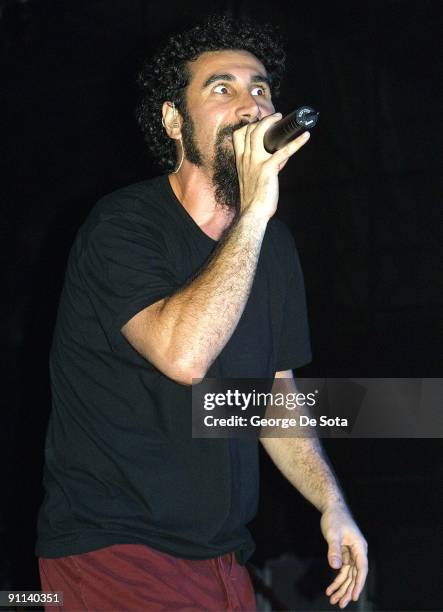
left=179, top=102, right=246, bottom=214
left=211, top=126, right=242, bottom=215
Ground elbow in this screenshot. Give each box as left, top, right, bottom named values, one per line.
left=173, top=373, right=205, bottom=386
left=121, top=312, right=207, bottom=385
left=165, top=353, right=208, bottom=386
left=172, top=363, right=207, bottom=386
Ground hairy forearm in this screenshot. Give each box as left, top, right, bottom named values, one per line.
left=261, top=375, right=348, bottom=513
left=261, top=435, right=346, bottom=513
left=158, top=210, right=268, bottom=379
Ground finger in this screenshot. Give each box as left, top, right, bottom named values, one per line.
left=244, top=122, right=253, bottom=163
left=330, top=574, right=353, bottom=607
left=325, top=563, right=351, bottom=596
left=339, top=566, right=357, bottom=608
left=250, top=112, right=282, bottom=138
left=330, top=574, right=353, bottom=606
left=232, top=125, right=247, bottom=162
left=249, top=112, right=282, bottom=148
left=351, top=551, right=368, bottom=601
left=266, top=131, right=310, bottom=169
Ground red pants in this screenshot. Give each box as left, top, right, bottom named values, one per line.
left=39, top=543, right=257, bottom=611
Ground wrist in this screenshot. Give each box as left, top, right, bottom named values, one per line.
left=320, top=495, right=349, bottom=515
left=239, top=207, right=270, bottom=227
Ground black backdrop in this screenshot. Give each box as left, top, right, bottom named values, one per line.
left=2, top=1, right=442, bottom=610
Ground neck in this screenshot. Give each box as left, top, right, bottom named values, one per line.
left=168, top=162, right=236, bottom=239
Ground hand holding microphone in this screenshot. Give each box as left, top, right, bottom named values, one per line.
left=233, top=105, right=319, bottom=220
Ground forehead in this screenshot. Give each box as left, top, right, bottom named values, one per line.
left=186, top=49, right=268, bottom=85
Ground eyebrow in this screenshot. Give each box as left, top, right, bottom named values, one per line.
left=201, top=73, right=272, bottom=90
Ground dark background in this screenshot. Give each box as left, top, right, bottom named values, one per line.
left=1, top=1, right=442, bottom=610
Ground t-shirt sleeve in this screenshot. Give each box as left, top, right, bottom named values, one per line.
left=275, top=227, right=312, bottom=371
left=78, top=211, right=178, bottom=351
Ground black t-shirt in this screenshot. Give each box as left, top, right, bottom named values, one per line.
left=35, top=173, right=312, bottom=564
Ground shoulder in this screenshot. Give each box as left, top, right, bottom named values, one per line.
left=58, top=176, right=176, bottom=268
left=87, top=175, right=169, bottom=225
left=76, top=175, right=175, bottom=248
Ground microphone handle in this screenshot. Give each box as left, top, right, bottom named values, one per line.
left=263, top=106, right=319, bottom=154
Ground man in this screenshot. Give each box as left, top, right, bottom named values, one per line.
left=36, top=14, right=367, bottom=611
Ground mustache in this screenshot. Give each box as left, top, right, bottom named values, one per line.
left=218, top=119, right=259, bottom=139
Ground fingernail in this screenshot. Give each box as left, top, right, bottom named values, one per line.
left=274, top=112, right=282, bottom=117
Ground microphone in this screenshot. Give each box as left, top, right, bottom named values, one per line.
left=263, top=106, right=319, bottom=154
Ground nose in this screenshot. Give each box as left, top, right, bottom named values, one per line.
left=236, top=90, right=263, bottom=123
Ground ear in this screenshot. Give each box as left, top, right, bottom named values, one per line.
left=161, top=101, right=182, bottom=139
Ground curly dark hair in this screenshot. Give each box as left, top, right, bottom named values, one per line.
left=135, top=13, right=287, bottom=173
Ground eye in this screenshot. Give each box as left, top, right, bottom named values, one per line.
left=251, top=86, right=266, bottom=96
left=213, top=84, right=230, bottom=95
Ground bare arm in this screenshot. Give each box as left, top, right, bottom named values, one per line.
left=121, top=116, right=310, bottom=385
left=262, top=370, right=368, bottom=608
left=121, top=210, right=268, bottom=384
left=261, top=369, right=345, bottom=512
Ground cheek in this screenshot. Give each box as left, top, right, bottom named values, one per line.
left=212, top=109, right=230, bottom=132
left=259, top=99, right=275, bottom=114
left=188, top=115, right=211, bottom=149
left=204, top=114, right=228, bottom=147
left=188, top=101, right=230, bottom=148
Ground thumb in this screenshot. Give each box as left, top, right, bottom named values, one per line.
left=328, top=542, right=343, bottom=569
